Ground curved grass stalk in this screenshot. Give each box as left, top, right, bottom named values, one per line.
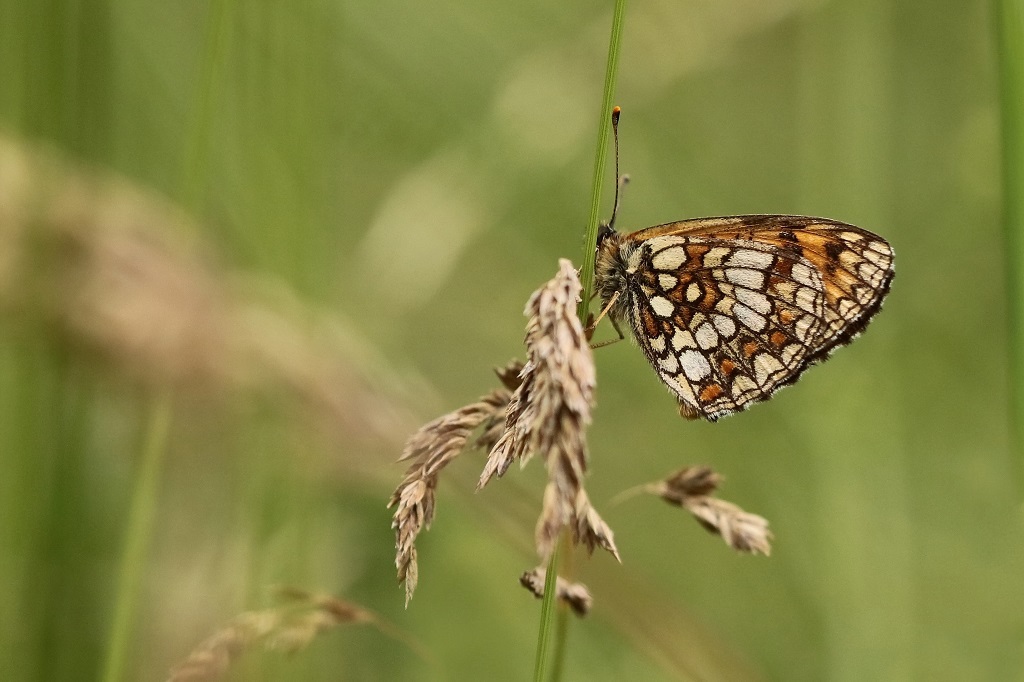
left=535, top=2, right=628, bottom=681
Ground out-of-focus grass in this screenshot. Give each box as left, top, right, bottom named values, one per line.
left=998, top=0, right=1024, bottom=487
left=0, top=1, right=1021, bottom=681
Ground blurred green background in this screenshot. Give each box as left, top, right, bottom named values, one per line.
left=0, top=1, right=1019, bottom=680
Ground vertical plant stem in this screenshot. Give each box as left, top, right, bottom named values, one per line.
left=996, top=0, right=1024, bottom=493
left=547, top=532, right=575, bottom=681
left=576, top=0, right=628, bottom=321
left=548, top=608, right=571, bottom=682
left=534, top=2, right=628, bottom=681
left=101, top=3, right=230, bottom=679
left=995, top=10, right=1024, bottom=674
left=532, top=540, right=562, bottom=682
left=100, top=391, right=172, bottom=682
left=995, top=5, right=1024, bottom=678
left=181, top=0, right=233, bottom=209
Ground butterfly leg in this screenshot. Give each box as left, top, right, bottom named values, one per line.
left=589, top=288, right=618, bottom=327
left=588, top=294, right=625, bottom=349
left=586, top=290, right=620, bottom=333
left=590, top=319, right=625, bottom=349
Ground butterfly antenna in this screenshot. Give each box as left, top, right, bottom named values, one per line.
left=608, top=106, right=629, bottom=232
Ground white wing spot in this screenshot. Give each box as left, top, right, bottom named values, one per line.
left=839, top=249, right=862, bottom=270
left=649, top=335, right=667, bottom=353
left=712, top=314, right=737, bottom=338
left=867, top=240, right=892, bottom=258
left=680, top=349, right=712, bottom=381
left=772, top=279, right=797, bottom=304
left=726, top=248, right=774, bottom=270
left=791, top=262, right=817, bottom=287
left=694, top=322, right=719, bottom=350
left=731, top=374, right=758, bottom=397
left=753, top=353, right=785, bottom=386
left=650, top=296, right=675, bottom=317
left=725, top=268, right=765, bottom=290
left=659, top=353, right=679, bottom=373
left=652, top=246, right=688, bottom=270
left=735, top=287, right=771, bottom=315
left=686, top=282, right=702, bottom=302
left=795, top=314, right=817, bottom=341
left=645, top=236, right=683, bottom=252
left=858, top=262, right=881, bottom=284
left=862, top=247, right=890, bottom=267
left=795, top=286, right=820, bottom=314
left=672, top=329, right=697, bottom=350
left=840, top=231, right=865, bottom=242
left=703, top=247, right=732, bottom=268
left=782, top=343, right=803, bottom=364
left=659, top=273, right=678, bottom=289
left=734, top=302, right=768, bottom=332
left=663, top=372, right=698, bottom=407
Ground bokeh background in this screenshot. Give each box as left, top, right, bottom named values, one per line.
left=1, top=1, right=1019, bottom=680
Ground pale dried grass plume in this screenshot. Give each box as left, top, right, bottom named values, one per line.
left=644, top=466, right=772, bottom=555
left=480, top=259, right=619, bottom=563
left=0, top=134, right=413, bottom=448
left=519, top=567, right=593, bottom=617
left=167, top=588, right=374, bottom=682
left=388, top=362, right=521, bottom=605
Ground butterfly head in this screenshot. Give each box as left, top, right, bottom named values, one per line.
left=597, top=221, right=617, bottom=248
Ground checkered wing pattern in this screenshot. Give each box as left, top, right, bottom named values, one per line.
left=596, top=215, right=893, bottom=421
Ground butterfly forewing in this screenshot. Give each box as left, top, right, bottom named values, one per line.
left=596, top=215, right=894, bottom=421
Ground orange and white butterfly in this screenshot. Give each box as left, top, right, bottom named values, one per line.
left=593, top=111, right=894, bottom=421
left=595, top=215, right=893, bottom=421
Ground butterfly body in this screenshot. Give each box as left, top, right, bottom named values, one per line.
left=594, top=215, right=894, bottom=421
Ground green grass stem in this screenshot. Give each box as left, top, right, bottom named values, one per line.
left=532, top=540, right=563, bottom=682
left=99, top=391, right=172, bottom=682
left=996, top=0, right=1024, bottom=494
left=547, top=596, right=571, bottom=681
left=575, top=0, right=628, bottom=321
left=534, top=5, right=627, bottom=679
left=101, top=3, right=232, bottom=678
left=181, top=0, right=233, bottom=209
left=995, top=7, right=1024, bottom=673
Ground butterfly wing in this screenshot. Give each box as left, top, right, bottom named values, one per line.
left=619, top=216, right=893, bottom=421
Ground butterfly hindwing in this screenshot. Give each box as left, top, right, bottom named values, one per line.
left=597, top=215, right=894, bottom=421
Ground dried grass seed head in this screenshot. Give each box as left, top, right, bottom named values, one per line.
left=388, top=364, right=519, bottom=605
left=480, top=259, right=618, bottom=562
left=647, top=466, right=773, bottom=556
left=519, top=567, right=593, bottom=617
left=167, top=588, right=373, bottom=682
left=480, top=258, right=595, bottom=486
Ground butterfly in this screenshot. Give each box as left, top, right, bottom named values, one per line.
left=594, top=214, right=893, bottom=421
left=592, top=111, right=894, bottom=422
